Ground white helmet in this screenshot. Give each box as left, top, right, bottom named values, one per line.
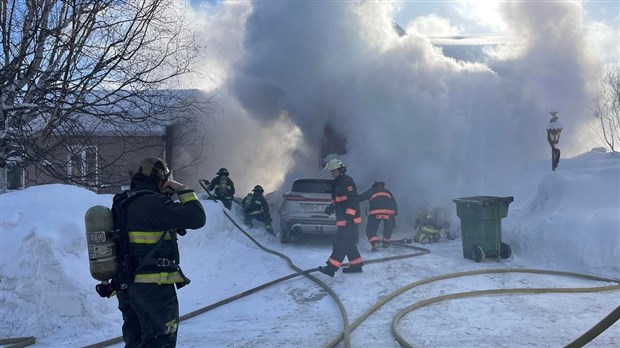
left=324, top=159, right=345, bottom=171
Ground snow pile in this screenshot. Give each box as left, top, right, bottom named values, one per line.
left=0, top=185, right=114, bottom=339
left=505, top=151, right=620, bottom=278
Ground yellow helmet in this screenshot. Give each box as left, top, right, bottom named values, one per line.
left=139, top=157, right=170, bottom=182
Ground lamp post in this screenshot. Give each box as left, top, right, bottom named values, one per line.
left=546, top=111, right=563, bottom=171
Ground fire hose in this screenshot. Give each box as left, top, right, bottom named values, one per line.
left=81, top=206, right=430, bottom=348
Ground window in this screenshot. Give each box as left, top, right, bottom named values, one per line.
left=67, top=146, right=98, bottom=185
left=292, top=179, right=332, bottom=193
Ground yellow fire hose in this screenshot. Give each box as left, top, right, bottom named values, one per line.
left=0, top=337, right=36, bottom=348
left=323, top=268, right=620, bottom=348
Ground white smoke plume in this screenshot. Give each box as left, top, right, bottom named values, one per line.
left=180, top=2, right=307, bottom=195
left=185, top=0, right=612, bottom=219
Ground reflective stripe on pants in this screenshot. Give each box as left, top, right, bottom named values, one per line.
left=327, top=223, right=362, bottom=268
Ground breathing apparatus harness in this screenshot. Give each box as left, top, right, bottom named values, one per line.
left=95, top=189, right=185, bottom=298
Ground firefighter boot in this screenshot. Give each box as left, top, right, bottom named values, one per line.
left=382, top=240, right=391, bottom=248
left=265, top=224, right=275, bottom=236
left=342, top=262, right=364, bottom=274
left=371, top=241, right=380, bottom=252
left=318, top=262, right=338, bottom=277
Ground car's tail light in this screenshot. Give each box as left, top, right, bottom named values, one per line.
left=284, top=194, right=331, bottom=203
left=284, top=194, right=306, bottom=201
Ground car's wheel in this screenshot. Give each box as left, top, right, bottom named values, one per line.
left=280, top=222, right=291, bottom=244
left=472, top=245, right=485, bottom=263
left=500, top=242, right=512, bottom=259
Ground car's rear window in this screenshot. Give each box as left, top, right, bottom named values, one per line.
left=292, top=179, right=332, bottom=193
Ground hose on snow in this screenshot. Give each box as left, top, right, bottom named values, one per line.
left=0, top=337, right=36, bottom=348
left=80, top=199, right=618, bottom=348
left=82, top=206, right=432, bottom=348
left=220, top=209, right=354, bottom=348
left=323, top=268, right=620, bottom=348
left=565, top=305, right=620, bottom=348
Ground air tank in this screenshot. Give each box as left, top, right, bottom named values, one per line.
left=85, top=205, right=117, bottom=281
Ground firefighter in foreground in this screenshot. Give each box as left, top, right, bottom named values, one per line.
left=358, top=181, right=398, bottom=251
left=112, top=158, right=205, bottom=347
left=242, top=185, right=275, bottom=235
left=207, top=168, right=235, bottom=210
left=318, top=159, right=364, bottom=276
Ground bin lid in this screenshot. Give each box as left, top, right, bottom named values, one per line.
left=453, top=196, right=514, bottom=205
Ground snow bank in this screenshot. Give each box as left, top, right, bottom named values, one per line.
left=505, top=151, right=620, bottom=278
left=0, top=185, right=283, bottom=345
left=0, top=185, right=115, bottom=340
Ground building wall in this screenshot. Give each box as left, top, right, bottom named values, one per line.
left=24, top=135, right=166, bottom=194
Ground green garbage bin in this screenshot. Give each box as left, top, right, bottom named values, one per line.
left=453, top=196, right=513, bottom=262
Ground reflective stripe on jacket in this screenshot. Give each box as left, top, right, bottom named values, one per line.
left=208, top=175, right=236, bottom=199
left=245, top=193, right=271, bottom=216
left=358, top=187, right=398, bottom=216
left=124, top=181, right=206, bottom=285
left=329, top=174, right=361, bottom=226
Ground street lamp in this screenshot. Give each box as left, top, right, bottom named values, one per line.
left=546, top=111, right=563, bottom=171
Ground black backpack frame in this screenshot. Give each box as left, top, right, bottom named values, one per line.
left=111, top=190, right=157, bottom=291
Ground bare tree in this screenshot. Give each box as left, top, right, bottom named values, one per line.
left=592, top=63, right=620, bottom=153
left=1, top=0, right=206, bottom=191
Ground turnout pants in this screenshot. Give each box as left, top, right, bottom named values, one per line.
left=220, top=197, right=233, bottom=210
left=366, top=214, right=395, bottom=244
left=117, top=283, right=179, bottom=348
left=244, top=213, right=274, bottom=233
left=327, top=223, right=363, bottom=268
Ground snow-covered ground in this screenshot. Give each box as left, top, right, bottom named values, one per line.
left=1, top=149, right=619, bottom=347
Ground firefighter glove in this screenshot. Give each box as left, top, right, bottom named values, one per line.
left=176, top=228, right=187, bottom=236
left=96, top=283, right=116, bottom=298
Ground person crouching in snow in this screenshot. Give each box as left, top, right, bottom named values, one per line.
left=242, top=185, right=274, bottom=235
left=358, top=181, right=398, bottom=251
left=414, top=206, right=454, bottom=243
left=318, top=159, right=364, bottom=277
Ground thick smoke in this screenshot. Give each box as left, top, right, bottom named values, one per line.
left=181, top=2, right=308, bottom=195
left=189, top=1, right=608, bottom=219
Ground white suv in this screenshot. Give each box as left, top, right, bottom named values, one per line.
left=279, top=178, right=336, bottom=243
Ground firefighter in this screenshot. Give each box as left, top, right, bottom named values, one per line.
left=414, top=206, right=454, bottom=243
left=318, top=159, right=364, bottom=276
left=115, top=157, right=206, bottom=347
left=242, top=185, right=274, bottom=235
left=358, top=181, right=398, bottom=251
left=207, top=168, right=235, bottom=210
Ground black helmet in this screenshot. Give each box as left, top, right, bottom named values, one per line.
left=372, top=181, right=385, bottom=188
left=217, top=168, right=229, bottom=176
left=252, top=185, right=264, bottom=193
left=139, top=157, right=170, bottom=182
